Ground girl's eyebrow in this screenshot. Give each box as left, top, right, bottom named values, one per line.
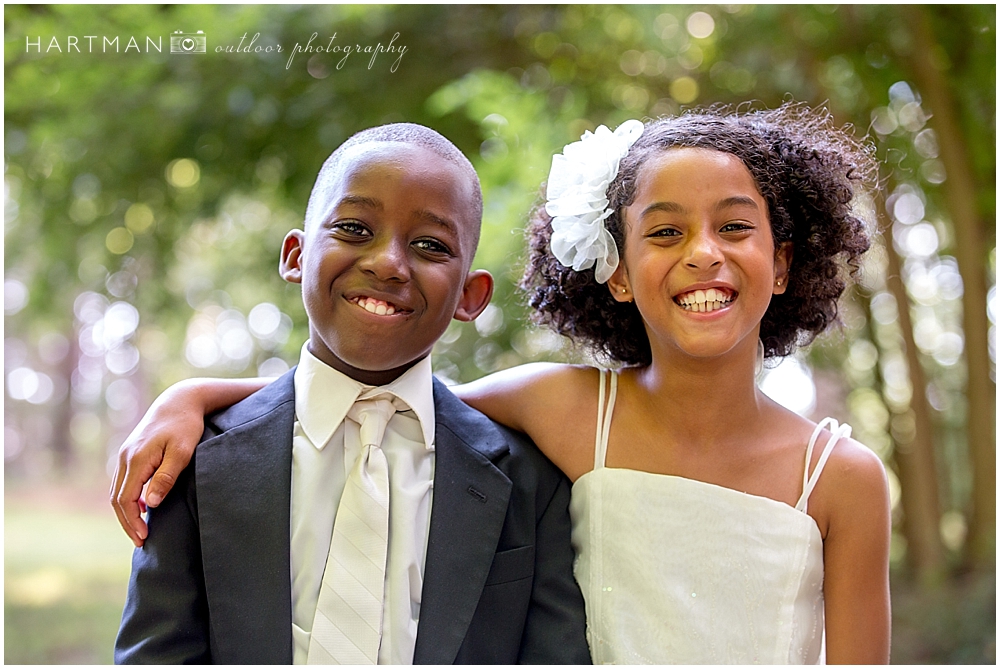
left=715, top=195, right=760, bottom=212
left=640, top=201, right=685, bottom=217
left=640, top=195, right=760, bottom=218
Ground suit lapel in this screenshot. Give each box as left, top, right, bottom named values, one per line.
left=413, top=379, right=512, bottom=664
left=196, top=371, right=296, bottom=664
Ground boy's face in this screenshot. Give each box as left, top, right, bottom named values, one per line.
left=280, top=142, right=492, bottom=385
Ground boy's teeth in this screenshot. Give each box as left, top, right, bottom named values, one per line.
left=355, top=296, right=397, bottom=315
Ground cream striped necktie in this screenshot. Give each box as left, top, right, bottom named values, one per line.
left=307, top=395, right=397, bottom=665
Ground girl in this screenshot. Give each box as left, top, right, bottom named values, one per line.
left=112, top=104, right=891, bottom=663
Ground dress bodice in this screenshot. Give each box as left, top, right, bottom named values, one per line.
left=570, top=370, right=851, bottom=664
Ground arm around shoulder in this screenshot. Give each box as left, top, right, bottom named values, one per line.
left=820, top=438, right=892, bottom=664
left=111, top=376, right=269, bottom=546
left=455, top=363, right=599, bottom=481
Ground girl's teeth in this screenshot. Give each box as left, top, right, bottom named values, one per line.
left=676, top=289, right=733, bottom=313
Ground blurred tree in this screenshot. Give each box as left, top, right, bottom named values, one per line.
left=880, top=195, right=947, bottom=583
left=4, top=3, right=995, bottom=583
left=901, top=5, right=995, bottom=569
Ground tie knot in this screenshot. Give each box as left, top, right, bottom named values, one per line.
left=347, top=395, right=398, bottom=449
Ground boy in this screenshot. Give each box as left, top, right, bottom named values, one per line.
left=114, top=124, right=589, bottom=664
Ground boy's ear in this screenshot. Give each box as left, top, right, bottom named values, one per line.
left=453, top=269, right=494, bottom=322
left=607, top=263, right=633, bottom=303
left=773, top=241, right=793, bottom=295
left=280, top=230, right=305, bottom=284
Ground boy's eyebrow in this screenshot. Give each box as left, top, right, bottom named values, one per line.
left=414, top=209, right=460, bottom=236
left=327, top=196, right=461, bottom=236
left=338, top=194, right=383, bottom=210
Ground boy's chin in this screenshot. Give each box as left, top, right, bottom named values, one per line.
left=318, top=347, right=429, bottom=385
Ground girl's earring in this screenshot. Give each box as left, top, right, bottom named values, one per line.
left=755, top=339, right=765, bottom=377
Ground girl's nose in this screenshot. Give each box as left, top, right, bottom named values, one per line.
left=684, top=230, right=724, bottom=270
left=359, top=237, right=410, bottom=282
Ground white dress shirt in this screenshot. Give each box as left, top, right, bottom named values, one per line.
left=290, top=344, right=436, bottom=664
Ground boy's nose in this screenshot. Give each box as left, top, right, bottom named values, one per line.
left=359, top=237, right=410, bottom=282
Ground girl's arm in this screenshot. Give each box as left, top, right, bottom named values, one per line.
left=819, top=438, right=892, bottom=663
left=110, top=377, right=269, bottom=547
left=455, top=362, right=597, bottom=481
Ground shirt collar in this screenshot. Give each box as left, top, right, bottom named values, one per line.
left=293, top=343, right=436, bottom=451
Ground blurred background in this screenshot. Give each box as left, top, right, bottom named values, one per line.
left=4, top=4, right=995, bottom=663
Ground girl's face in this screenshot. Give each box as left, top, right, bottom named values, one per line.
left=610, top=147, right=791, bottom=365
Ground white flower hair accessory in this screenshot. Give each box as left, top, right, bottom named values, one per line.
left=544, top=119, right=645, bottom=284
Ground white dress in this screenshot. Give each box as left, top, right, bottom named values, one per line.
left=570, top=370, right=851, bottom=665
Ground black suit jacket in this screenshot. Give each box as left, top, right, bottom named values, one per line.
left=115, top=370, right=590, bottom=664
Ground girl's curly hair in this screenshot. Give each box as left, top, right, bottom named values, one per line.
left=521, top=103, right=877, bottom=367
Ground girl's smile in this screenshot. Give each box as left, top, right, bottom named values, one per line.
left=610, top=147, right=790, bottom=361
left=673, top=283, right=737, bottom=314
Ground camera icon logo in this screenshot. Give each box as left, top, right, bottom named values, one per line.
left=170, top=30, right=207, bottom=54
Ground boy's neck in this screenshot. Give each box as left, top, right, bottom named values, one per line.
left=306, top=341, right=427, bottom=387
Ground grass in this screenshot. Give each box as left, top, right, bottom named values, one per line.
left=5, top=483, right=135, bottom=664
left=3, top=480, right=996, bottom=664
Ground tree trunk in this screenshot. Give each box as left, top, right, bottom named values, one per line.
left=48, top=323, right=78, bottom=473
left=904, top=5, right=996, bottom=567
left=880, top=219, right=948, bottom=583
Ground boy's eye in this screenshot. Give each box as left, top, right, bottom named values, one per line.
left=412, top=238, right=453, bottom=255
left=332, top=221, right=371, bottom=238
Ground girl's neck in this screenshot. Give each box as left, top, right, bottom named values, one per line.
left=630, top=345, right=769, bottom=447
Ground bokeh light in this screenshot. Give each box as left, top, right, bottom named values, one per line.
left=759, top=356, right=817, bottom=416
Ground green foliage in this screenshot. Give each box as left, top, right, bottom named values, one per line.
left=4, top=6, right=995, bottom=661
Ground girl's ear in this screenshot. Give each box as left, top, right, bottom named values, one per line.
left=607, top=263, right=633, bottom=303
left=280, top=230, right=305, bottom=284
left=773, top=241, right=793, bottom=295
left=453, top=269, right=494, bottom=322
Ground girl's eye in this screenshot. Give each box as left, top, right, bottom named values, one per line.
left=721, top=221, right=754, bottom=233
left=413, top=238, right=453, bottom=255
left=649, top=228, right=681, bottom=238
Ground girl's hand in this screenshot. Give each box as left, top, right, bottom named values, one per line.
left=109, top=377, right=268, bottom=547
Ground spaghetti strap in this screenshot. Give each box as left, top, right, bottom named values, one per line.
left=795, top=417, right=852, bottom=512
left=593, top=370, right=619, bottom=470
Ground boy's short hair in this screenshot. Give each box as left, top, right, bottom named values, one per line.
left=305, top=123, right=484, bottom=248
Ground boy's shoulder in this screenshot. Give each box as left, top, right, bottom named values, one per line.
left=203, top=370, right=297, bottom=440
left=432, top=376, right=566, bottom=489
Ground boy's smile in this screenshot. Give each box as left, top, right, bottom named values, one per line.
left=280, top=142, right=492, bottom=385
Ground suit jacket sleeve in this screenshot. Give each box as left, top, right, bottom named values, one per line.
left=506, top=429, right=591, bottom=664
left=114, top=454, right=211, bottom=664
